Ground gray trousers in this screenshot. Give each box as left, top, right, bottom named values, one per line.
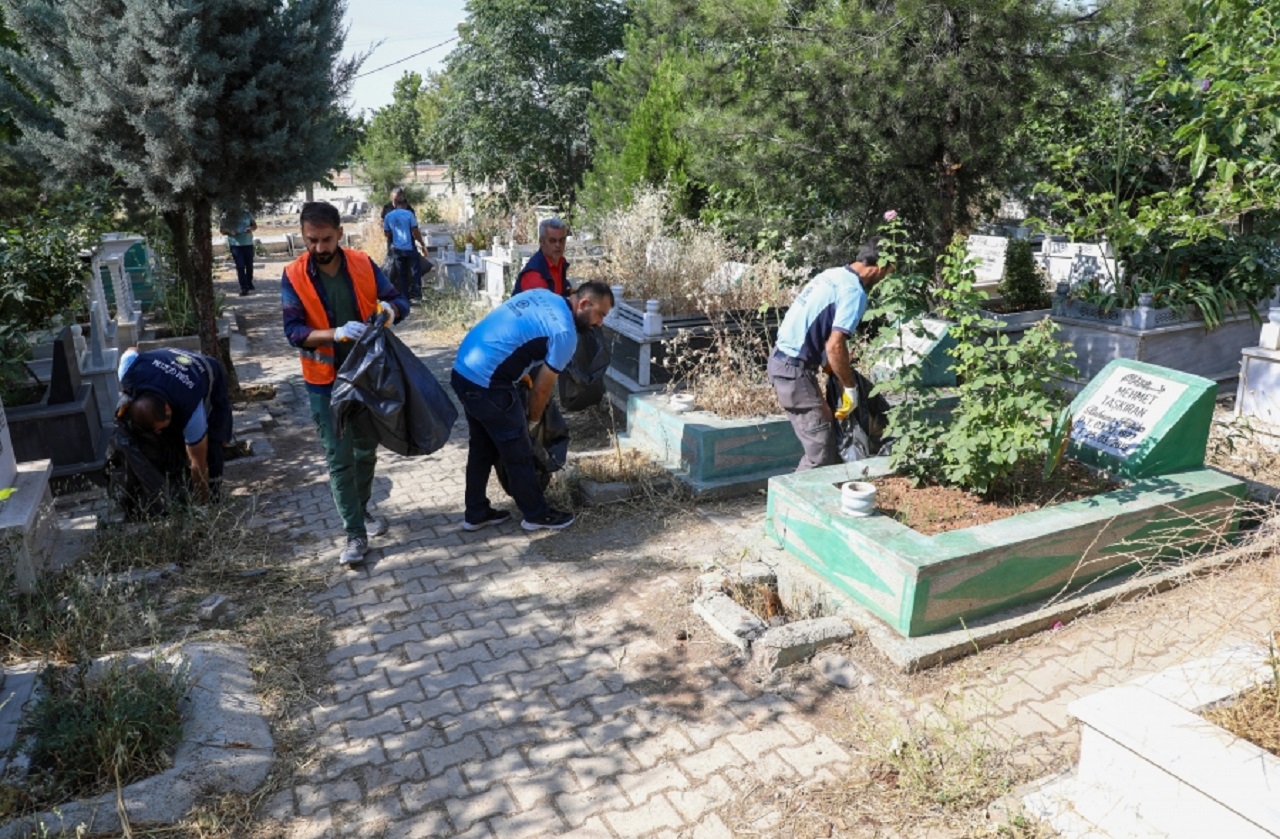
left=767, top=353, right=839, bottom=471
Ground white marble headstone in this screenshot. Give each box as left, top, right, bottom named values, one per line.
left=966, top=235, right=1008, bottom=284
left=0, top=395, right=15, bottom=491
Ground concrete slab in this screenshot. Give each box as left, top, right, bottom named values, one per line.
left=0, top=642, right=273, bottom=839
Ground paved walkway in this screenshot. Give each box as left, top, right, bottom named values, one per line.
left=223, top=266, right=1278, bottom=838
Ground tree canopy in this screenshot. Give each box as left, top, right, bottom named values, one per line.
left=0, top=0, right=359, bottom=368
left=431, top=0, right=628, bottom=207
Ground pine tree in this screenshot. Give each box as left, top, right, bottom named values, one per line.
left=0, top=0, right=358, bottom=381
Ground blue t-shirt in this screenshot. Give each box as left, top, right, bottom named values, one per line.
left=382, top=208, right=419, bottom=252
left=453, top=289, right=578, bottom=388
left=774, top=266, right=869, bottom=366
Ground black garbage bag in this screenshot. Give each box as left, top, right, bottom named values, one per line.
left=105, top=421, right=191, bottom=520
left=824, top=369, right=891, bottom=462
left=381, top=254, right=399, bottom=286
left=557, top=325, right=611, bottom=412
left=495, top=386, right=570, bottom=492
left=418, top=253, right=435, bottom=276
left=332, top=319, right=458, bottom=456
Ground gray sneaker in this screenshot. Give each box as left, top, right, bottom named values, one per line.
left=365, top=509, right=388, bottom=538
left=338, top=536, right=369, bottom=567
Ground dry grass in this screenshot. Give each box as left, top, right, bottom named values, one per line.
left=663, top=320, right=780, bottom=418
left=359, top=220, right=387, bottom=263
left=0, top=495, right=335, bottom=838
left=583, top=185, right=798, bottom=317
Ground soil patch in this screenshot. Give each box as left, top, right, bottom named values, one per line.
left=873, top=460, right=1119, bottom=535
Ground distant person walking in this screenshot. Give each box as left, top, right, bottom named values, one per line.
left=282, top=201, right=410, bottom=567
left=512, top=217, right=572, bottom=297
left=219, top=207, right=257, bottom=296
left=768, top=237, right=892, bottom=471
left=382, top=193, right=427, bottom=301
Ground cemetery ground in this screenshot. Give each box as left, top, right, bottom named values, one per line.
left=6, top=259, right=1280, bottom=838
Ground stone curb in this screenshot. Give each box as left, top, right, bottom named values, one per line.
left=0, top=642, right=273, bottom=838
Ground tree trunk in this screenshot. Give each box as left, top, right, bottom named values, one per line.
left=163, top=201, right=241, bottom=395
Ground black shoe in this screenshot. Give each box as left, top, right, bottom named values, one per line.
left=239, top=289, right=250, bottom=296
left=462, top=508, right=512, bottom=531
left=521, top=508, right=575, bottom=532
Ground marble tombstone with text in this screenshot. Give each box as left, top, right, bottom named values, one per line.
left=1066, top=359, right=1216, bottom=480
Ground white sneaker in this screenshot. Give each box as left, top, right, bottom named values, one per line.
left=365, top=509, right=388, bottom=538
left=338, top=536, right=369, bottom=567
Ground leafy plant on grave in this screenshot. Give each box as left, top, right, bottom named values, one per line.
left=18, top=653, right=189, bottom=808
left=880, top=235, right=1077, bottom=497
left=996, top=239, right=1051, bottom=313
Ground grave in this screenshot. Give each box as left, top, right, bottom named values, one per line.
left=0, top=395, right=57, bottom=594
left=1039, top=240, right=1118, bottom=291
left=870, top=317, right=957, bottom=388
left=1052, top=285, right=1265, bottom=392
left=965, top=234, right=1008, bottom=290
left=6, top=328, right=108, bottom=479
left=1026, top=645, right=1280, bottom=838
left=619, top=392, right=803, bottom=497
left=1234, top=308, right=1280, bottom=442
left=765, top=359, right=1245, bottom=638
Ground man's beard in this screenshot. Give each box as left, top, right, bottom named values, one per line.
left=313, top=250, right=337, bottom=265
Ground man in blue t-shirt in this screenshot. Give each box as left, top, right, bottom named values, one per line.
left=382, top=194, right=427, bottom=300
left=450, top=282, right=615, bottom=532
left=769, top=237, right=892, bottom=470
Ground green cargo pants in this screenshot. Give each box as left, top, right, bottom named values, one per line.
left=309, top=390, right=378, bottom=540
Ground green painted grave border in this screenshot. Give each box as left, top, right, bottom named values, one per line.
left=766, top=458, right=1246, bottom=637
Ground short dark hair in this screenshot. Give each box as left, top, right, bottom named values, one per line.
left=575, top=280, right=615, bottom=306
left=300, top=201, right=341, bottom=229
left=127, top=392, right=169, bottom=431
left=856, top=236, right=883, bottom=266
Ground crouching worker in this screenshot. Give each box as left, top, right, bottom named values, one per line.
left=110, top=346, right=234, bottom=518
left=450, top=282, right=614, bottom=532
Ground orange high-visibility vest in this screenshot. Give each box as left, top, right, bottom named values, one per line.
left=285, top=251, right=381, bottom=386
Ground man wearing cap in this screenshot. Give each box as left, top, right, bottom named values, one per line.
left=768, top=237, right=892, bottom=470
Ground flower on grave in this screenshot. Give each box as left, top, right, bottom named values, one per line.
left=1199, top=78, right=1212, bottom=92
left=884, top=210, right=899, bottom=222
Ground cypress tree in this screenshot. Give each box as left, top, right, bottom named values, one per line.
left=0, top=0, right=358, bottom=381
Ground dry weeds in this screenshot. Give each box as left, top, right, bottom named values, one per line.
left=584, top=186, right=798, bottom=317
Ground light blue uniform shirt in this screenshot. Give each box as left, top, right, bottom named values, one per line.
left=382, top=208, right=419, bottom=252
left=453, top=289, right=578, bottom=388
left=774, top=266, right=868, bottom=366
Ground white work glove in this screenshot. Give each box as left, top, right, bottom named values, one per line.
left=334, top=321, right=367, bottom=343
left=377, top=300, right=396, bottom=326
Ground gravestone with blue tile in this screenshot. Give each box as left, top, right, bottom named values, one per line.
left=1066, top=359, right=1216, bottom=480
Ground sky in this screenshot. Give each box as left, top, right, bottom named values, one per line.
left=341, top=0, right=470, bottom=118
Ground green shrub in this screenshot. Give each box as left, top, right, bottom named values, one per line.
left=873, top=234, right=1076, bottom=496
left=19, top=654, right=189, bottom=807
left=997, top=239, right=1050, bottom=312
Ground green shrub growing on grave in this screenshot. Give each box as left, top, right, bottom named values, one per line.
left=997, top=238, right=1050, bottom=313
left=871, top=233, right=1076, bottom=496
left=19, top=654, right=189, bottom=808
